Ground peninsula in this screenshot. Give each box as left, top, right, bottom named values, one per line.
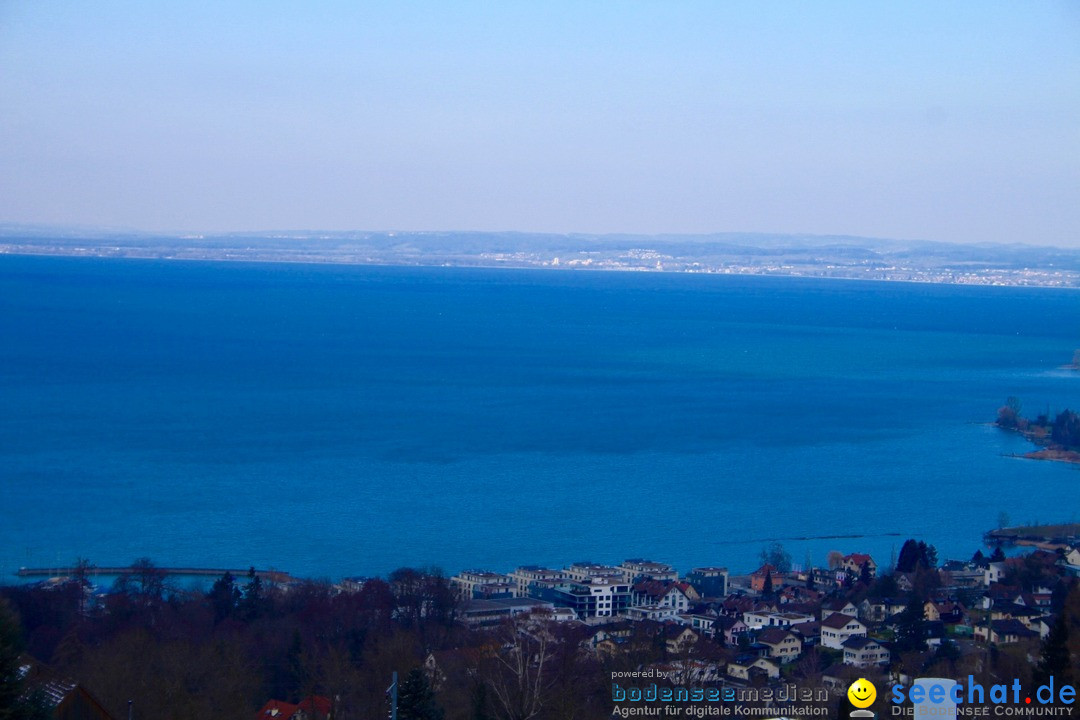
left=996, top=399, right=1080, bottom=465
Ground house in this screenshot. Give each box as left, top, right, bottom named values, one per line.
left=939, top=561, right=985, bottom=589
left=1018, top=592, right=1052, bottom=609
left=720, top=595, right=769, bottom=617
left=1064, top=547, right=1080, bottom=567
left=714, top=615, right=751, bottom=646
left=820, top=612, right=868, bottom=650
left=924, top=600, right=965, bottom=624
left=587, top=622, right=635, bottom=651
left=726, top=657, right=780, bottom=681
left=974, top=619, right=1039, bottom=645
left=895, top=573, right=915, bottom=593
left=779, top=586, right=824, bottom=604
left=822, top=663, right=859, bottom=691
left=979, top=583, right=1021, bottom=610
left=673, top=581, right=701, bottom=602
left=632, top=580, right=691, bottom=613
left=755, top=628, right=803, bottom=663
left=677, top=612, right=718, bottom=635
left=864, top=596, right=911, bottom=622
left=841, top=554, right=877, bottom=579
left=842, top=637, right=891, bottom=667
left=749, top=564, right=783, bottom=592
left=990, top=602, right=1042, bottom=623
left=985, top=562, right=1008, bottom=586
left=791, top=621, right=821, bottom=647
left=819, top=599, right=858, bottom=622
left=625, top=604, right=679, bottom=622
left=742, top=610, right=814, bottom=630
left=661, top=625, right=699, bottom=654
left=16, top=656, right=115, bottom=720
left=255, top=696, right=332, bottom=720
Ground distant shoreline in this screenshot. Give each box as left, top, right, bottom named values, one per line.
left=3, top=244, right=1080, bottom=291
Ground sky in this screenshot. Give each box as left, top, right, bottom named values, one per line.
left=1, top=1, right=1078, bottom=246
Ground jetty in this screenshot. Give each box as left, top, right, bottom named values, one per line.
left=984, top=523, right=1080, bottom=548
left=15, top=566, right=293, bottom=583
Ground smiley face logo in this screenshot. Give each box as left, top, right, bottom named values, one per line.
left=847, top=678, right=877, bottom=709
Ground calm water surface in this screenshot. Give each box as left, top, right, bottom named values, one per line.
left=1, top=255, right=1077, bottom=579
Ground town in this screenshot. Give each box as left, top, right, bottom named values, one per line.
left=4, top=534, right=1079, bottom=720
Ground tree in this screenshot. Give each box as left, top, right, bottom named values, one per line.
left=1051, top=409, right=1080, bottom=448
left=398, top=667, right=444, bottom=720
left=762, top=570, right=773, bottom=596
left=893, top=597, right=927, bottom=653
left=1033, top=612, right=1072, bottom=690
left=479, top=617, right=555, bottom=720
left=990, top=545, right=1006, bottom=563
left=240, top=567, right=268, bottom=621
left=113, top=558, right=167, bottom=609
left=208, top=572, right=241, bottom=623
left=896, top=540, right=921, bottom=573
left=759, top=543, right=792, bottom=573
left=859, top=562, right=872, bottom=586
left=0, top=597, right=26, bottom=720
left=896, top=540, right=936, bottom=573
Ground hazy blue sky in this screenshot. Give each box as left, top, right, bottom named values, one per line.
left=1, top=2, right=1078, bottom=246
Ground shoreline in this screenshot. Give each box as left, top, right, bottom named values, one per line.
left=997, top=421, right=1080, bottom=466
left=1020, top=448, right=1080, bottom=464
left=3, top=246, right=1080, bottom=291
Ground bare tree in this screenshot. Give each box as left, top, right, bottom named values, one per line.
left=480, top=615, right=557, bottom=720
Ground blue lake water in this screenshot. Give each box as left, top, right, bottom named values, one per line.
left=1, top=255, right=1077, bottom=581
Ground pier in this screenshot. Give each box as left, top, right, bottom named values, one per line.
left=15, top=566, right=294, bottom=584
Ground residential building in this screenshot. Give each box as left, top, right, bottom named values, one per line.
left=663, top=626, right=699, bottom=654
left=450, top=570, right=516, bottom=600
left=924, top=600, right=965, bottom=624
left=820, top=599, right=858, bottom=622
left=631, top=580, right=690, bottom=613
left=457, top=597, right=561, bottom=627
left=749, top=564, right=783, bottom=592
left=508, top=566, right=566, bottom=597
left=985, top=562, right=1007, bottom=586
left=16, top=655, right=115, bottom=720
left=743, top=610, right=815, bottom=630
left=684, top=567, right=729, bottom=598
left=974, top=619, right=1040, bottom=645
left=726, top=657, right=780, bottom=682
left=625, top=604, right=679, bottom=622
left=755, top=628, right=803, bottom=664
left=529, top=577, right=631, bottom=619
left=619, top=559, right=678, bottom=582
left=255, top=696, right=332, bottom=720
left=841, top=554, right=877, bottom=579
left=842, top=637, right=891, bottom=667
left=564, top=562, right=628, bottom=583
left=821, top=612, right=868, bottom=650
